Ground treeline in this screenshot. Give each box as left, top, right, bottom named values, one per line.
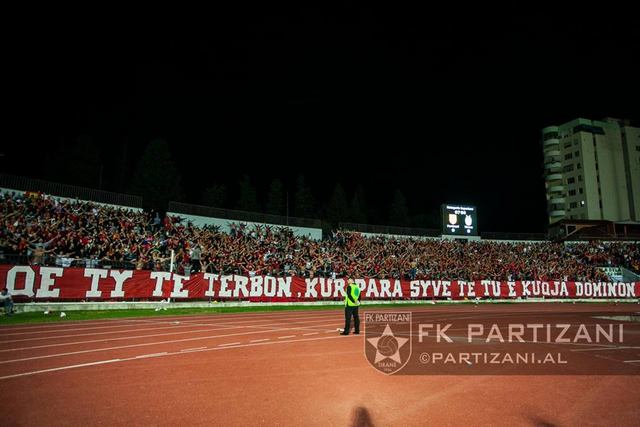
left=40, top=138, right=439, bottom=229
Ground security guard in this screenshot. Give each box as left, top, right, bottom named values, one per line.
left=341, top=278, right=361, bottom=335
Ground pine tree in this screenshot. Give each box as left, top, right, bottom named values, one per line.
left=129, top=139, right=183, bottom=211
left=389, top=189, right=409, bottom=226
left=266, top=179, right=285, bottom=215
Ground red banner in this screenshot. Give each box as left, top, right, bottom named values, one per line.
left=1, top=265, right=638, bottom=301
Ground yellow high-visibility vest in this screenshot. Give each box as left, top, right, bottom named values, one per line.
left=345, top=283, right=361, bottom=307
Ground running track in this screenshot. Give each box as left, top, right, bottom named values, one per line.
left=1, top=303, right=639, bottom=426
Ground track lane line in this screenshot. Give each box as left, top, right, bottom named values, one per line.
left=0, top=334, right=358, bottom=380
left=0, top=321, right=342, bottom=365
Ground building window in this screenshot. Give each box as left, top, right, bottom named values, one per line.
left=575, top=151, right=580, bottom=157
left=564, top=153, right=573, bottom=160
left=570, top=202, right=578, bottom=208
left=563, top=164, right=574, bottom=172
left=579, top=188, right=583, bottom=194
left=568, top=177, right=576, bottom=184
left=581, top=200, right=585, bottom=206
left=577, top=163, right=581, bottom=169
left=564, top=142, right=572, bottom=149
left=569, top=189, right=576, bottom=196
left=636, top=146, right=640, bottom=151
left=573, top=124, right=605, bottom=134
left=578, top=175, right=582, bottom=181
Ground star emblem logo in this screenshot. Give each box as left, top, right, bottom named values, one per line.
left=366, top=324, right=409, bottom=364
left=364, top=311, right=412, bottom=374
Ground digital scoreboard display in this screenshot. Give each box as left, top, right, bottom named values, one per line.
left=441, top=204, right=478, bottom=236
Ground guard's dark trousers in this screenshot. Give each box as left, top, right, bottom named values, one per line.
left=343, top=306, right=360, bottom=334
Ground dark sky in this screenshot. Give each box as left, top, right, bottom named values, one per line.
left=5, top=7, right=640, bottom=232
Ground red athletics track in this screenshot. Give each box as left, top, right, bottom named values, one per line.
left=0, top=303, right=639, bottom=426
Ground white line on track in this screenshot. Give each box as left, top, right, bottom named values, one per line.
left=3, top=308, right=634, bottom=373
left=218, top=342, right=240, bottom=347
left=0, top=326, right=244, bottom=353
left=302, top=332, right=318, bottom=336
left=0, top=316, right=344, bottom=353
left=0, top=312, right=336, bottom=336
left=4, top=310, right=632, bottom=365
left=0, top=322, right=342, bottom=365
left=135, top=352, right=167, bottom=359
left=0, top=359, right=123, bottom=380
left=0, top=321, right=161, bottom=337
left=129, top=312, right=338, bottom=326
left=0, top=304, right=629, bottom=334
left=277, top=336, right=295, bottom=339
left=0, top=306, right=552, bottom=335
left=0, top=324, right=224, bottom=344
left=5, top=306, right=631, bottom=380
left=623, top=360, right=640, bottom=363
left=1, top=305, right=610, bottom=337
left=250, top=339, right=269, bottom=343
left=571, top=346, right=640, bottom=352
left=0, top=316, right=343, bottom=353
left=0, top=319, right=141, bottom=332
left=0, top=310, right=343, bottom=335
left=0, top=334, right=356, bottom=380
left=180, top=347, right=207, bottom=352
left=594, top=354, right=627, bottom=364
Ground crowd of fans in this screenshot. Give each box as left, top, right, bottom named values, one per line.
left=1, top=191, right=639, bottom=282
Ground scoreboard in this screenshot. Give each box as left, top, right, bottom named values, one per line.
left=441, top=204, right=478, bottom=236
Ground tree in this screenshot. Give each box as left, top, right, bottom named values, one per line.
left=389, top=189, right=409, bottom=226
left=410, top=209, right=440, bottom=229
left=236, top=175, right=259, bottom=212
left=266, top=179, right=285, bottom=215
left=327, top=183, right=348, bottom=226
left=294, top=175, right=316, bottom=217
left=349, top=185, right=367, bottom=224
left=201, top=183, right=227, bottom=207
left=129, top=139, right=183, bottom=211
left=46, top=134, right=102, bottom=188
left=115, top=141, right=130, bottom=192
left=409, top=213, right=429, bottom=228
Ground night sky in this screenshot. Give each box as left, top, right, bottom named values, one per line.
left=5, top=8, right=639, bottom=233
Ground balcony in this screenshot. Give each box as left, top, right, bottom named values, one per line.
left=545, top=173, right=563, bottom=181
left=549, top=210, right=566, bottom=217
left=549, top=197, right=566, bottom=205
left=543, top=138, right=560, bottom=148
left=548, top=185, right=565, bottom=193
left=544, top=162, right=562, bottom=172
left=544, top=149, right=561, bottom=158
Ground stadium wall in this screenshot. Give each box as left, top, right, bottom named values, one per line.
left=2, top=265, right=637, bottom=304
left=166, top=212, right=323, bottom=240
left=1, top=187, right=143, bottom=212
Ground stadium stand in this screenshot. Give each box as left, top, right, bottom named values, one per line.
left=2, top=189, right=639, bottom=282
